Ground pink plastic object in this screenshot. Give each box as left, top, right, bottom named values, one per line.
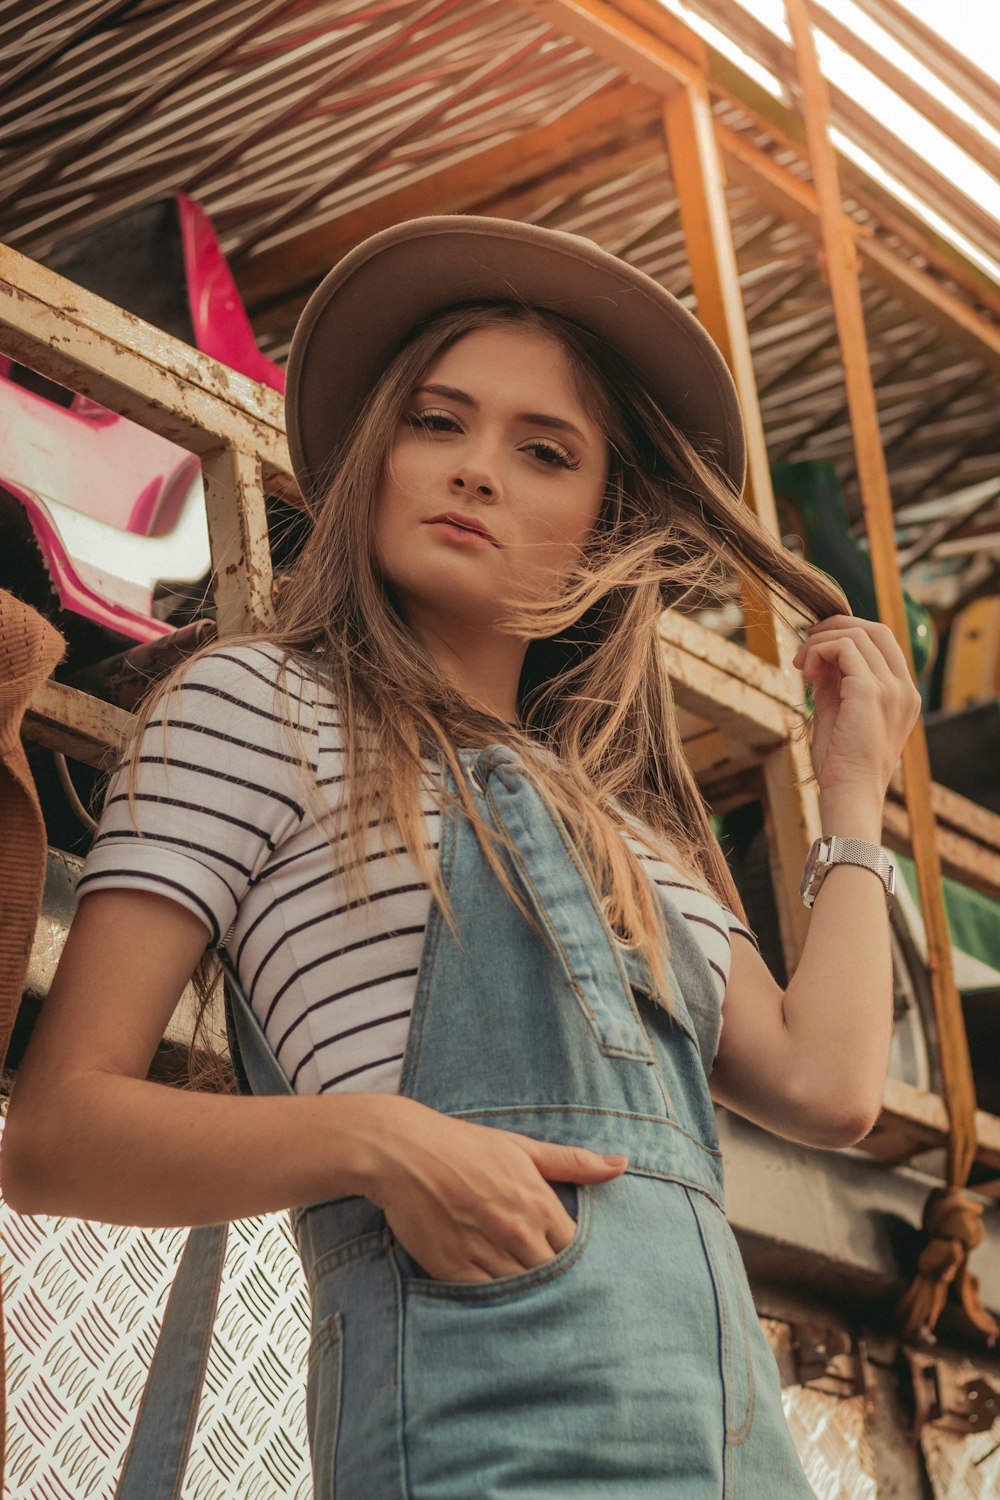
left=2, top=193, right=285, bottom=640
left=177, top=193, right=285, bottom=393
left=0, top=380, right=204, bottom=640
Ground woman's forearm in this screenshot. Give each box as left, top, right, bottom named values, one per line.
left=2, top=1072, right=396, bottom=1226
left=780, top=789, right=894, bottom=1134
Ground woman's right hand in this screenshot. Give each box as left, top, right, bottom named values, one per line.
left=364, top=1097, right=627, bottom=1283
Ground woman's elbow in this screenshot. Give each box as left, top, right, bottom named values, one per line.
left=1, top=1109, right=47, bottom=1215
left=799, top=1095, right=882, bottom=1150
left=1, top=1085, right=74, bottom=1216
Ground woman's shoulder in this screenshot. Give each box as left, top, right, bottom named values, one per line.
left=166, top=641, right=337, bottom=721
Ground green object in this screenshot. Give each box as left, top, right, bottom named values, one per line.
left=771, top=460, right=935, bottom=680
left=896, top=852, right=1000, bottom=993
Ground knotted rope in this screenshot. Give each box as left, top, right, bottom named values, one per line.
left=897, top=1186, right=999, bottom=1344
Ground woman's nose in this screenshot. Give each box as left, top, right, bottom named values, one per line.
left=449, top=469, right=496, bottom=502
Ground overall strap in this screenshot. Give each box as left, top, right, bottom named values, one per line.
left=115, top=956, right=289, bottom=1497
left=474, top=747, right=655, bottom=1062
left=113, top=1224, right=228, bottom=1500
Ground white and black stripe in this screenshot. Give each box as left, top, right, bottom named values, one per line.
left=80, top=644, right=753, bottom=1096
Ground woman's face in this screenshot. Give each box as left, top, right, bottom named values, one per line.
left=373, top=325, right=609, bottom=638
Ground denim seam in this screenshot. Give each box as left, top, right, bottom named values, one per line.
left=720, top=1230, right=757, bottom=1446
left=397, top=782, right=456, bottom=1097
left=170, top=1234, right=223, bottom=1500
left=306, top=1311, right=343, bottom=1498
left=452, top=1103, right=724, bottom=1159
left=387, top=1229, right=415, bottom=1500
left=308, top=1231, right=386, bottom=1283
left=158, top=1227, right=225, bottom=1500
left=685, top=1188, right=730, bottom=1500
left=402, top=1186, right=593, bottom=1303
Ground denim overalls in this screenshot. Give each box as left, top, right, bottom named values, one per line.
left=117, top=746, right=814, bottom=1498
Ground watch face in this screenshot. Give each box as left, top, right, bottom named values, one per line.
left=799, top=838, right=832, bottom=907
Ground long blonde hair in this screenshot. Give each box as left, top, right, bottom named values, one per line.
left=133, top=300, right=847, bottom=1062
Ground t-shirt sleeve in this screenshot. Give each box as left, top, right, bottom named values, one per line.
left=77, top=646, right=317, bottom=945
left=726, top=913, right=760, bottom=953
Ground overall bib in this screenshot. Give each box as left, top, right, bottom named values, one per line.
left=117, top=745, right=815, bottom=1499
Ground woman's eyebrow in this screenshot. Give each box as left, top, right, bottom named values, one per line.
left=414, top=384, right=588, bottom=444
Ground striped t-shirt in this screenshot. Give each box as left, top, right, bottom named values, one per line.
left=79, top=644, right=753, bottom=1096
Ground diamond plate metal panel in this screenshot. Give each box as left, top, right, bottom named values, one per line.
left=920, top=1426, right=1000, bottom=1499
left=2, top=1178, right=312, bottom=1500
left=781, top=1386, right=878, bottom=1500
left=760, top=1318, right=878, bottom=1500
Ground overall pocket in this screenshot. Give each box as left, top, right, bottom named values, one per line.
left=306, top=1311, right=344, bottom=1498
left=394, top=1181, right=589, bottom=1303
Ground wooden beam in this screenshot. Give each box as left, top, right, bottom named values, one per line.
left=678, top=724, right=760, bottom=784
left=717, top=127, right=1000, bottom=377
left=660, top=609, right=818, bottom=974
left=882, top=805, right=1000, bottom=907
left=660, top=609, right=803, bottom=710
left=0, top=246, right=292, bottom=474
left=882, top=778, right=1000, bottom=906
left=809, top=0, right=1000, bottom=190
left=202, top=447, right=275, bottom=637
left=24, top=681, right=132, bottom=767
left=848, top=0, right=1000, bottom=136
left=236, top=82, right=663, bottom=312
left=784, top=0, right=976, bottom=1191
left=686, top=0, right=1000, bottom=280
left=521, top=0, right=699, bottom=95
left=660, top=74, right=819, bottom=965
left=662, top=83, right=789, bottom=665
left=864, top=1079, right=1000, bottom=1194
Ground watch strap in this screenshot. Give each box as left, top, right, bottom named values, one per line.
left=800, top=835, right=896, bottom=909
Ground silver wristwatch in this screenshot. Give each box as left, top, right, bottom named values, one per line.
left=800, top=836, right=896, bottom=909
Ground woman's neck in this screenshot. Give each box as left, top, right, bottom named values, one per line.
left=407, top=613, right=526, bottom=724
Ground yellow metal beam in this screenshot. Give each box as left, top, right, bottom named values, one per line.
left=24, top=682, right=132, bottom=767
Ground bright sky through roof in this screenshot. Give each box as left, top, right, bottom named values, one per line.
left=668, top=0, right=1000, bottom=280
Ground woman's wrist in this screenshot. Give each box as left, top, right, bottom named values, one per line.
left=326, top=1091, right=418, bottom=1201
left=817, top=786, right=885, bottom=843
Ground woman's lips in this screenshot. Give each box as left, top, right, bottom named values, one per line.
left=424, top=512, right=500, bottom=546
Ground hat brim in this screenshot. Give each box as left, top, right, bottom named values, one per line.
left=285, top=215, right=746, bottom=502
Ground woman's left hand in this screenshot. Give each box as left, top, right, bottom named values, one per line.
left=793, top=615, right=922, bottom=820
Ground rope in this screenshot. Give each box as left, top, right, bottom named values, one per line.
left=896, top=1187, right=999, bottom=1344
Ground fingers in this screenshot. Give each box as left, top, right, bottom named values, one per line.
left=798, top=616, right=912, bottom=688
left=381, top=1112, right=628, bottom=1287
left=794, top=616, right=922, bottom=725
left=519, top=1137, right=628, bottom=1183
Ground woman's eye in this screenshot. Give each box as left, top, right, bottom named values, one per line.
left=524, top=440, right=579, bottom=470
left=406, top=409, right=460, bottom=433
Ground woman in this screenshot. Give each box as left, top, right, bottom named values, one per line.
left=4, top=217, right=919, bottom=1497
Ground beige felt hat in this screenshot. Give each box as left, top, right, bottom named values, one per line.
left=285, top=215, right=746, bottom=504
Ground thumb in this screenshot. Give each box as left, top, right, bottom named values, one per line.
left=526, top=1140, right=629, bottom=1183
